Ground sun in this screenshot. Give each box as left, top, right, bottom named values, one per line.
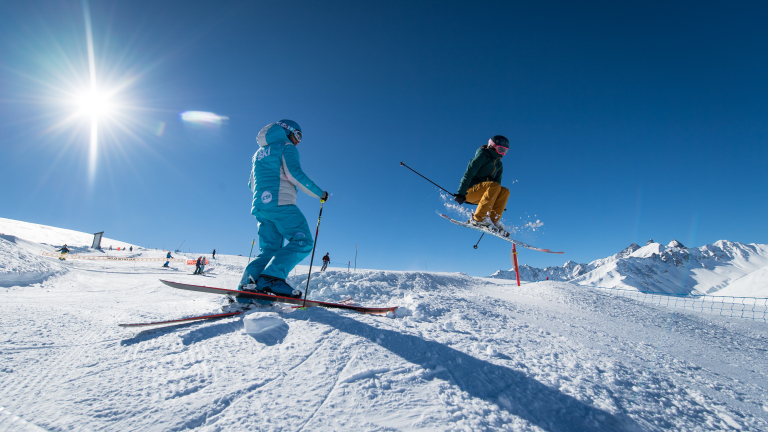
left=75, top=89, right=113, bottom=118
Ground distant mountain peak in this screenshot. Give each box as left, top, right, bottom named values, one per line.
left=617, top=243, right=641, bottom=258
left=668, top=239, right=686, bottom=249
left=646, top=239, right=655, bottom=245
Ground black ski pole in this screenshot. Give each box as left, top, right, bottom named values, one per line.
left=303, top=199, right=325, bottom=307
left=400, top=162, right=454, bottom=196
left=473, top=233, right=485, bottom=249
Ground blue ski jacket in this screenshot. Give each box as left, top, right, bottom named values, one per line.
left=249, top=123, right=324, bottom=213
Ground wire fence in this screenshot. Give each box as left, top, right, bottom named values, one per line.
left=584, top=285, right=768, bottom=322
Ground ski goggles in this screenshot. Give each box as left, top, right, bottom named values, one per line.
left=277, top=122, right=302, bottom=143
left=488, top=139, right=508, bottom=156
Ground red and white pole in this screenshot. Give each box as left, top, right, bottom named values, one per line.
left=512, top=244, right=521, bottom=287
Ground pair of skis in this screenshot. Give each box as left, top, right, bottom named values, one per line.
left=118, top=280, right=398, bottom=327
left=440, top=214, right=564, bottom=254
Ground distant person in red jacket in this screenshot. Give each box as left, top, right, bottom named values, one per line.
left=321, top=253, right=330, bottom=271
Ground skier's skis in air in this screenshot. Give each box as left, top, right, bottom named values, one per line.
left=440, top=214, right=563, bottom=254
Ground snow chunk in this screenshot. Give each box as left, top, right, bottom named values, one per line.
left=243, top=313, right=288, bottom=345
left=341, top=367, right=391, bottom=384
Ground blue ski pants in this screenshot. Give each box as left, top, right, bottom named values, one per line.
left=239, top=205, right=313, bottom=287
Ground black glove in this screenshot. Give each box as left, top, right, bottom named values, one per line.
left=454, top=194, right=466, bottom=204
left=321, top=191, right=329, bottom=201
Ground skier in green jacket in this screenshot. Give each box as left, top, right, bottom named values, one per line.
left=454, top=135, right=510, bottom=236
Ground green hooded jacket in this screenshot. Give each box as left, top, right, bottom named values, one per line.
left=457, top=146, right=503, bottom=196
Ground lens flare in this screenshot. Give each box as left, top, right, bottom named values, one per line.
left=155, top=121, right=166, bottom=137
left=180, top=111, right=229, bottom=127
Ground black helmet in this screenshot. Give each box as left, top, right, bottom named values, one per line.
left=490, top=135, right=509, bottom=148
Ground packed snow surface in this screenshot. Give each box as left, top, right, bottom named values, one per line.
left=1, top=220, right=768, bottom=431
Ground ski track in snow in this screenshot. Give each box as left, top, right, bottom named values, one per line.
left=0, top=234, right=767, bottom=430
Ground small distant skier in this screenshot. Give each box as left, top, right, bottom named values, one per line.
left=321, top=253, right=330, bottom=271
left=212, top=249, right=216, bottom=259
left=130, top=246, right=133, bottom=252
left=194, top=256, right=202, bottom=274
left=163, top=251, right=173, bottom=267
left=453, top=135, right=510, bottom=236
left=109, top=245, right=112, bottom=251
left=57, top=244, right=70, bottom=260
left=199, top=256, right=206, bottom=274
left=238, top=119, right=328, bottom=299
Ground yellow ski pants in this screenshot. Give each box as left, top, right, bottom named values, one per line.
left=465, top=181, right=510, bottom=223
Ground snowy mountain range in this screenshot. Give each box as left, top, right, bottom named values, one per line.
left=491, top=239, right=768, bottom=297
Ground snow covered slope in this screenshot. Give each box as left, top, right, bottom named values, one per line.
left=0, top=217, right=136, bottom=249
left=2, top=221, right=768, bottom=431
left=492, top=239, right=768, bottom=296
left=0, top=235, right=66, bottom=287
left=0, top=216, right=143, bottom=287
left=714, top=265, right=768, bottom=298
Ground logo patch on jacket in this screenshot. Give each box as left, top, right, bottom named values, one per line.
left=256, top=147, right=271, bottom=162
left=261, top=191, right=272, bottom=203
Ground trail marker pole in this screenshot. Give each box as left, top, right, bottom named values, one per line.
left=247, top=239, right=255, bottom=264
left=512, top=245, right=521, bottom=287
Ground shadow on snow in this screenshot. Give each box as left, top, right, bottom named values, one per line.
left=289, top=309, right=642, bottom=432
left=120, top=317, right=242, bottom=346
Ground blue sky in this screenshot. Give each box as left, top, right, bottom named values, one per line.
left=1, top=0, right=767, bottom=276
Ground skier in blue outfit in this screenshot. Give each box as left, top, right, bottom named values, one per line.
left=239, top=119, right=328, bottom=299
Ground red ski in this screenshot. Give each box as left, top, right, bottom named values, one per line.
left=119, top=311, right=243, bottom=327
left=158, top=280, right=398, bottom=316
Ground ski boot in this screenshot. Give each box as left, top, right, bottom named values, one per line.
left=236, top=277, right=274, bottom=306
left=492, top=220, right=510, bottom=237
left=257, top=275, right=303, bottom=298
left=468, top=217, right=492, bottom=230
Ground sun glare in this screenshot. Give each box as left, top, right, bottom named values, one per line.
left=12, top=0, right=163, bottom=192
left=76, top=89, right=112, bottom=118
